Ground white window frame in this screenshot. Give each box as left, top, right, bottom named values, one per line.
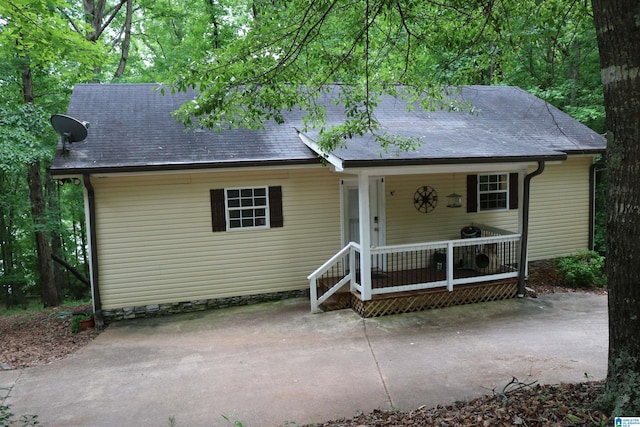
left=478, top=173, right=509, bottom=211
left=225, top=186, right=270, bottom=230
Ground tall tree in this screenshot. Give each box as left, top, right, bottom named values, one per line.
left=592, top=0, right=640, bottom=416
left=114, top=0, right=133, bottom=78
left=172, top=0, right=598, bottom=149
left=0, top=0, right=102, bottom=306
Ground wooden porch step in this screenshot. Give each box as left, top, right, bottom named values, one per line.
left=349, top=280, right=518, bottom=317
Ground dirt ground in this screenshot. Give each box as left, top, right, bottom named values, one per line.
left=0, top=265, right=610, bottom=426
left=0, top=304, right=99, bottom=370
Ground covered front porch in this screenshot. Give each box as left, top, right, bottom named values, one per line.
left=309, top=223, right=522, bottom=316
left=305, top=158, right=545, bottom=317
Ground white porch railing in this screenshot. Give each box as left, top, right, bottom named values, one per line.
left=309, top=224, right=521, bottom=313
left=308, top=242, right=361, bottom=313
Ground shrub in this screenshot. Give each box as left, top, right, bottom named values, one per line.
left=556, top=250, right=606, bottom=288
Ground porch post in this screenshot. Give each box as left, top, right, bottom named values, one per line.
left=358, top=173, right=372, bottom=300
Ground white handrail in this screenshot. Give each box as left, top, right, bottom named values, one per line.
left=309, top=242, right=361, bottom=313
left=371, top=234, right=520, bottom=254
left=307, top=241, right=361, bottom=280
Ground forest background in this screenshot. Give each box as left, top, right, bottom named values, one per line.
left=0, top=0, right=606, bottom=309
left=9, top=0, right=640, bottom=418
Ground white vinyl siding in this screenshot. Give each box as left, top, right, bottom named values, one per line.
left=92, top=156, right=594, bottom=310
left=384, top=157, right=594, bottom=261
left=527, top=156, right=593, bottom=261
left=92, top=167, right=341, bottom=309
left=385, top=173, right=519, bottom=245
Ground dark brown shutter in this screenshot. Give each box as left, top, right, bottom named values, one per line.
left=466, top=175, right=478, bottom=213
left=269, top=186, right=283, bottom=228
left=509, top=173, right=519, bottom=210
left=210, top=189, right=226, bottom=232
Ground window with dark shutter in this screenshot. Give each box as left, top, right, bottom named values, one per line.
left=210, top=189, right=226, bottom=232
left=466, top=175, right=478, bottom=213
left=467, top=173, right=519, bottom=212
left=269, top=186, right=284, bottom=228
left=211, top=186, right=283, bottom=231
left=509, top=173, right=519, bottom=209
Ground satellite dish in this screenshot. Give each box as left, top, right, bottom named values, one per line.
left=50, top=114, right=88, bottom=152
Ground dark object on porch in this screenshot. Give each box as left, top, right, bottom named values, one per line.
left=461, top=225, right=482, bottom=239
left=461, top=225, right=482, bottom=269
left=475, top=253, right=490, bottom=269
left=433, top=252, right=447, bottom=270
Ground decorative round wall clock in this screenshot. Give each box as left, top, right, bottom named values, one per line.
left=414, top=186, right=438, bottom=213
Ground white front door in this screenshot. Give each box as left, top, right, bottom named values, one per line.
left=342, top=177, right=385, bottom=266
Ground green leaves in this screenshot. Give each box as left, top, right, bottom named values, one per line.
left=0, top=104, right=56, bottom=172
left=168, top=0, right=602, bottom=153
left=0, top=0, right=104, bottom=76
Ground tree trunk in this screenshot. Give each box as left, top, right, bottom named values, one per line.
left=20, top=56, right=60, bottom=308
left=592, top=0, right=640, bottom=417
left=46, top=171, right=65, bottom=298
left=27, top=161, right=60, bottom=307
left=0, top=174, right=16, bottom=307
left=114, top=0, right=133, bottom=78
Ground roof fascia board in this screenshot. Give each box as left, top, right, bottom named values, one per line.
left=341, top=153, right=567, bottom=170
left=298, top=132, right=344, bottom=172
left=345, top=161, right=559, bottom=176
left=48, top=158, right=321, bottom=177
left=49, top=162, right=325, bottom=179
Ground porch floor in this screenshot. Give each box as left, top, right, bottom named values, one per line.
left=318, top=267, right=518, bottom=317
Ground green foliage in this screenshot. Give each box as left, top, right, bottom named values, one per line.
left=70, top=312, right=93, bottom=333
left=595, top=351, right=640, bottom=418
left=167, top=0, right=603, bottom=152
left=0, top=404, right=39, bottom=426
left=555, top=250, right=606, bottom=288
left=0, top=104, right=57, bottom=170
left=221, top=412, right=244, bottom=427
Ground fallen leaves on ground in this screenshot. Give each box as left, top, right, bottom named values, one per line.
left=306, top=381, right=609, bottom=426
left=0, top=304, right=99, bottom=370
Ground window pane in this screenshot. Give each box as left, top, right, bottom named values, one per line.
left=478, top=174, right=508, bottom=211
left=224, top=187, right=270, bottom=230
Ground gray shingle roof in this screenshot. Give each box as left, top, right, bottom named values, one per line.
left=49, top=84, right=605, bottom=175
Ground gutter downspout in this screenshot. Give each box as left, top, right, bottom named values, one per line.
left=83, top=174, right=103, bottom=329
left=517, top=161, right=545, bottom=297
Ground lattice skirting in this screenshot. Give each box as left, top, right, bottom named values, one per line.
left=349, top=280, right=518, bottom=318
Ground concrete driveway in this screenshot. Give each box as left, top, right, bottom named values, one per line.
left=0, top=293, right=607, bottom=427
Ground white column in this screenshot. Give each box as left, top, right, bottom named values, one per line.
left=358, top=173, right=372, bottom=301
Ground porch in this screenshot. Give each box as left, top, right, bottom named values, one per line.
left=308, top=224, right=521, bottom=316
